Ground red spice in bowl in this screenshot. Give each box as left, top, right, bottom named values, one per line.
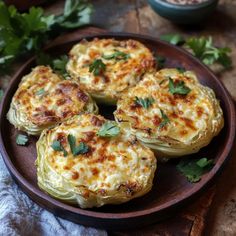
left=164, top=0, right=209, bottom=5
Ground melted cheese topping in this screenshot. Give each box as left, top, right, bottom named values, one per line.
left=7, top=66, right=98, bottom=135
left=67, top=38, right=155, bottom=104
left=114, top=69, right=224, bottom=157
left=36, top=114, right=156, bottom=208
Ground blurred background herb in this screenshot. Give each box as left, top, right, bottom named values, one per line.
left=0, top=0, right=92, bottom=74
left=160, top=34, right=232, bottom=69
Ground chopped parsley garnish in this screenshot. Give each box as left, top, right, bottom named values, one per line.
left=135, top=97, right=155, bottom=109
left=51, top=140, right=68, bottom=157
left=89, top=59, right=106, bottom=76
left=16, top=134, right=29, bottom=146
left=67, top=134, right=89, bottom=156
left=97, top=121, right=120, bottom=137
left=177, top=158, right=214, bottom=183
left=35, top=88, right=45, bottom=96
left=159, top=110, right=170, bottom=129
left=155, top=55, right=166, bottom=69
left=168, top=78, right=191, bottom=95
left=102, top=50, right=130, bottom=61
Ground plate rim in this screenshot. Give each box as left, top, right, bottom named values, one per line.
left=0, top=32, right=235, bottom=221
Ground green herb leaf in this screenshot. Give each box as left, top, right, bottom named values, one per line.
left=36, top=53, right=69, bottom=78
left=186, top=37, right=232, bottom=69
left=159, top=109, right=170, bottom=129
left=35, top=88, right=45, bottom=96
left=155, top=55, right=166, bottom=69
left=177, top=158, right=214, bottom=183
left=56, top=0, right=93, bottom=29
left=89, top=59, right=106, bottom=76
left=74, top=142, right=89, bottom=155
left=0, top=89, right=4, bottom=102
left=102, top=50, right=130, bottom=60
left=135, top=97, right=155, bottom=109
left=176, top=67, right=186, bottom=73
left=196, top=158, right=214, bottom=168
left=16, top=134, right=28, bottom=146
left=67, top=134, right=89, bottom=156
left=0, top=0, right=92, bottom=74
left=52, top=55, right=69, bottom=78
left=51, top=140, right=68, bottom=157
left=168, top=78, right=191, bottom=95
left=97, top=121, right=120, bottom=137
left=160, top=34, right=185, bottom=45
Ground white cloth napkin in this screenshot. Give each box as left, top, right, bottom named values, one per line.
left=0, top=155, right=107, bottom=236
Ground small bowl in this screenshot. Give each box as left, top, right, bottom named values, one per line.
left=148, top=0, right=219, bottom=24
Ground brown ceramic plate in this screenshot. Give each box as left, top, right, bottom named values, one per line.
left=0, top=33, right=235, bottom=230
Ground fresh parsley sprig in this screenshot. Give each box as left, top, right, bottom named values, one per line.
left=16, top=134, right=29, bottom=146
left=68, top=134, right=89, bottom=156
left=186, top=37, right=232, bottom=69
left=135, top=97, right=155, bottom=109
left=0, top=0, right=92, bottom=74
left=160, top=34, right=232, bottom=69
left=89, top=59, right=106, bottom=76
left=177, top=157, right=214, bottom=183
left=97, top=121, right=120, bottom=137
left=159, top=110, right=170, bottom=129
left=102, top=51, right=130, bottom=61
left=168, top=78, right=191, bottom=95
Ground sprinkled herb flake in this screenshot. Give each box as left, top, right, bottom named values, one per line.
left=51, top=140, right=68, bottom=157
left=35, top=88, right=45, bottom=96
left=68, top=134, right=89, bottom=156
left=176, top=66, right=186, bottom=73
left=89, top=59, right=106, bottom=76
left=155, top=55, right=166, bottom=69
left=159, top=110, right=170, bottom=129
left=102, top=50, right=130, bottom=61
left=16, top=134, right=28, bottom=146
left=97, top=121, right=120, bottom=137
left=168, top=78, right=191, bottom=95
left=135, top=97, right=155, bottom=109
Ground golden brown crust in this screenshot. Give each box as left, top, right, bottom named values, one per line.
left=67, top=38, right=155, bottom=103
left=114, top=69, right=224, bottom=157
left=36, top=114, right=157, bottom=208
left=7, top=66, right=98, bottom=135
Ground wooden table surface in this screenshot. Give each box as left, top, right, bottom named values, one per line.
left=1, top=1, right=236, bottom=235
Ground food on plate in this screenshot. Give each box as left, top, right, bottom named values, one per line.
left=114, top=68, right=224, bottom=158
left=7, top=66, right=98, bottom=135
left=66, top=38, right=155, bottom=104
left=36, top=114, right=156, bottom=208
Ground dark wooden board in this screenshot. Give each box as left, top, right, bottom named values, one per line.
left=0, top=27, right=235, bottom=231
